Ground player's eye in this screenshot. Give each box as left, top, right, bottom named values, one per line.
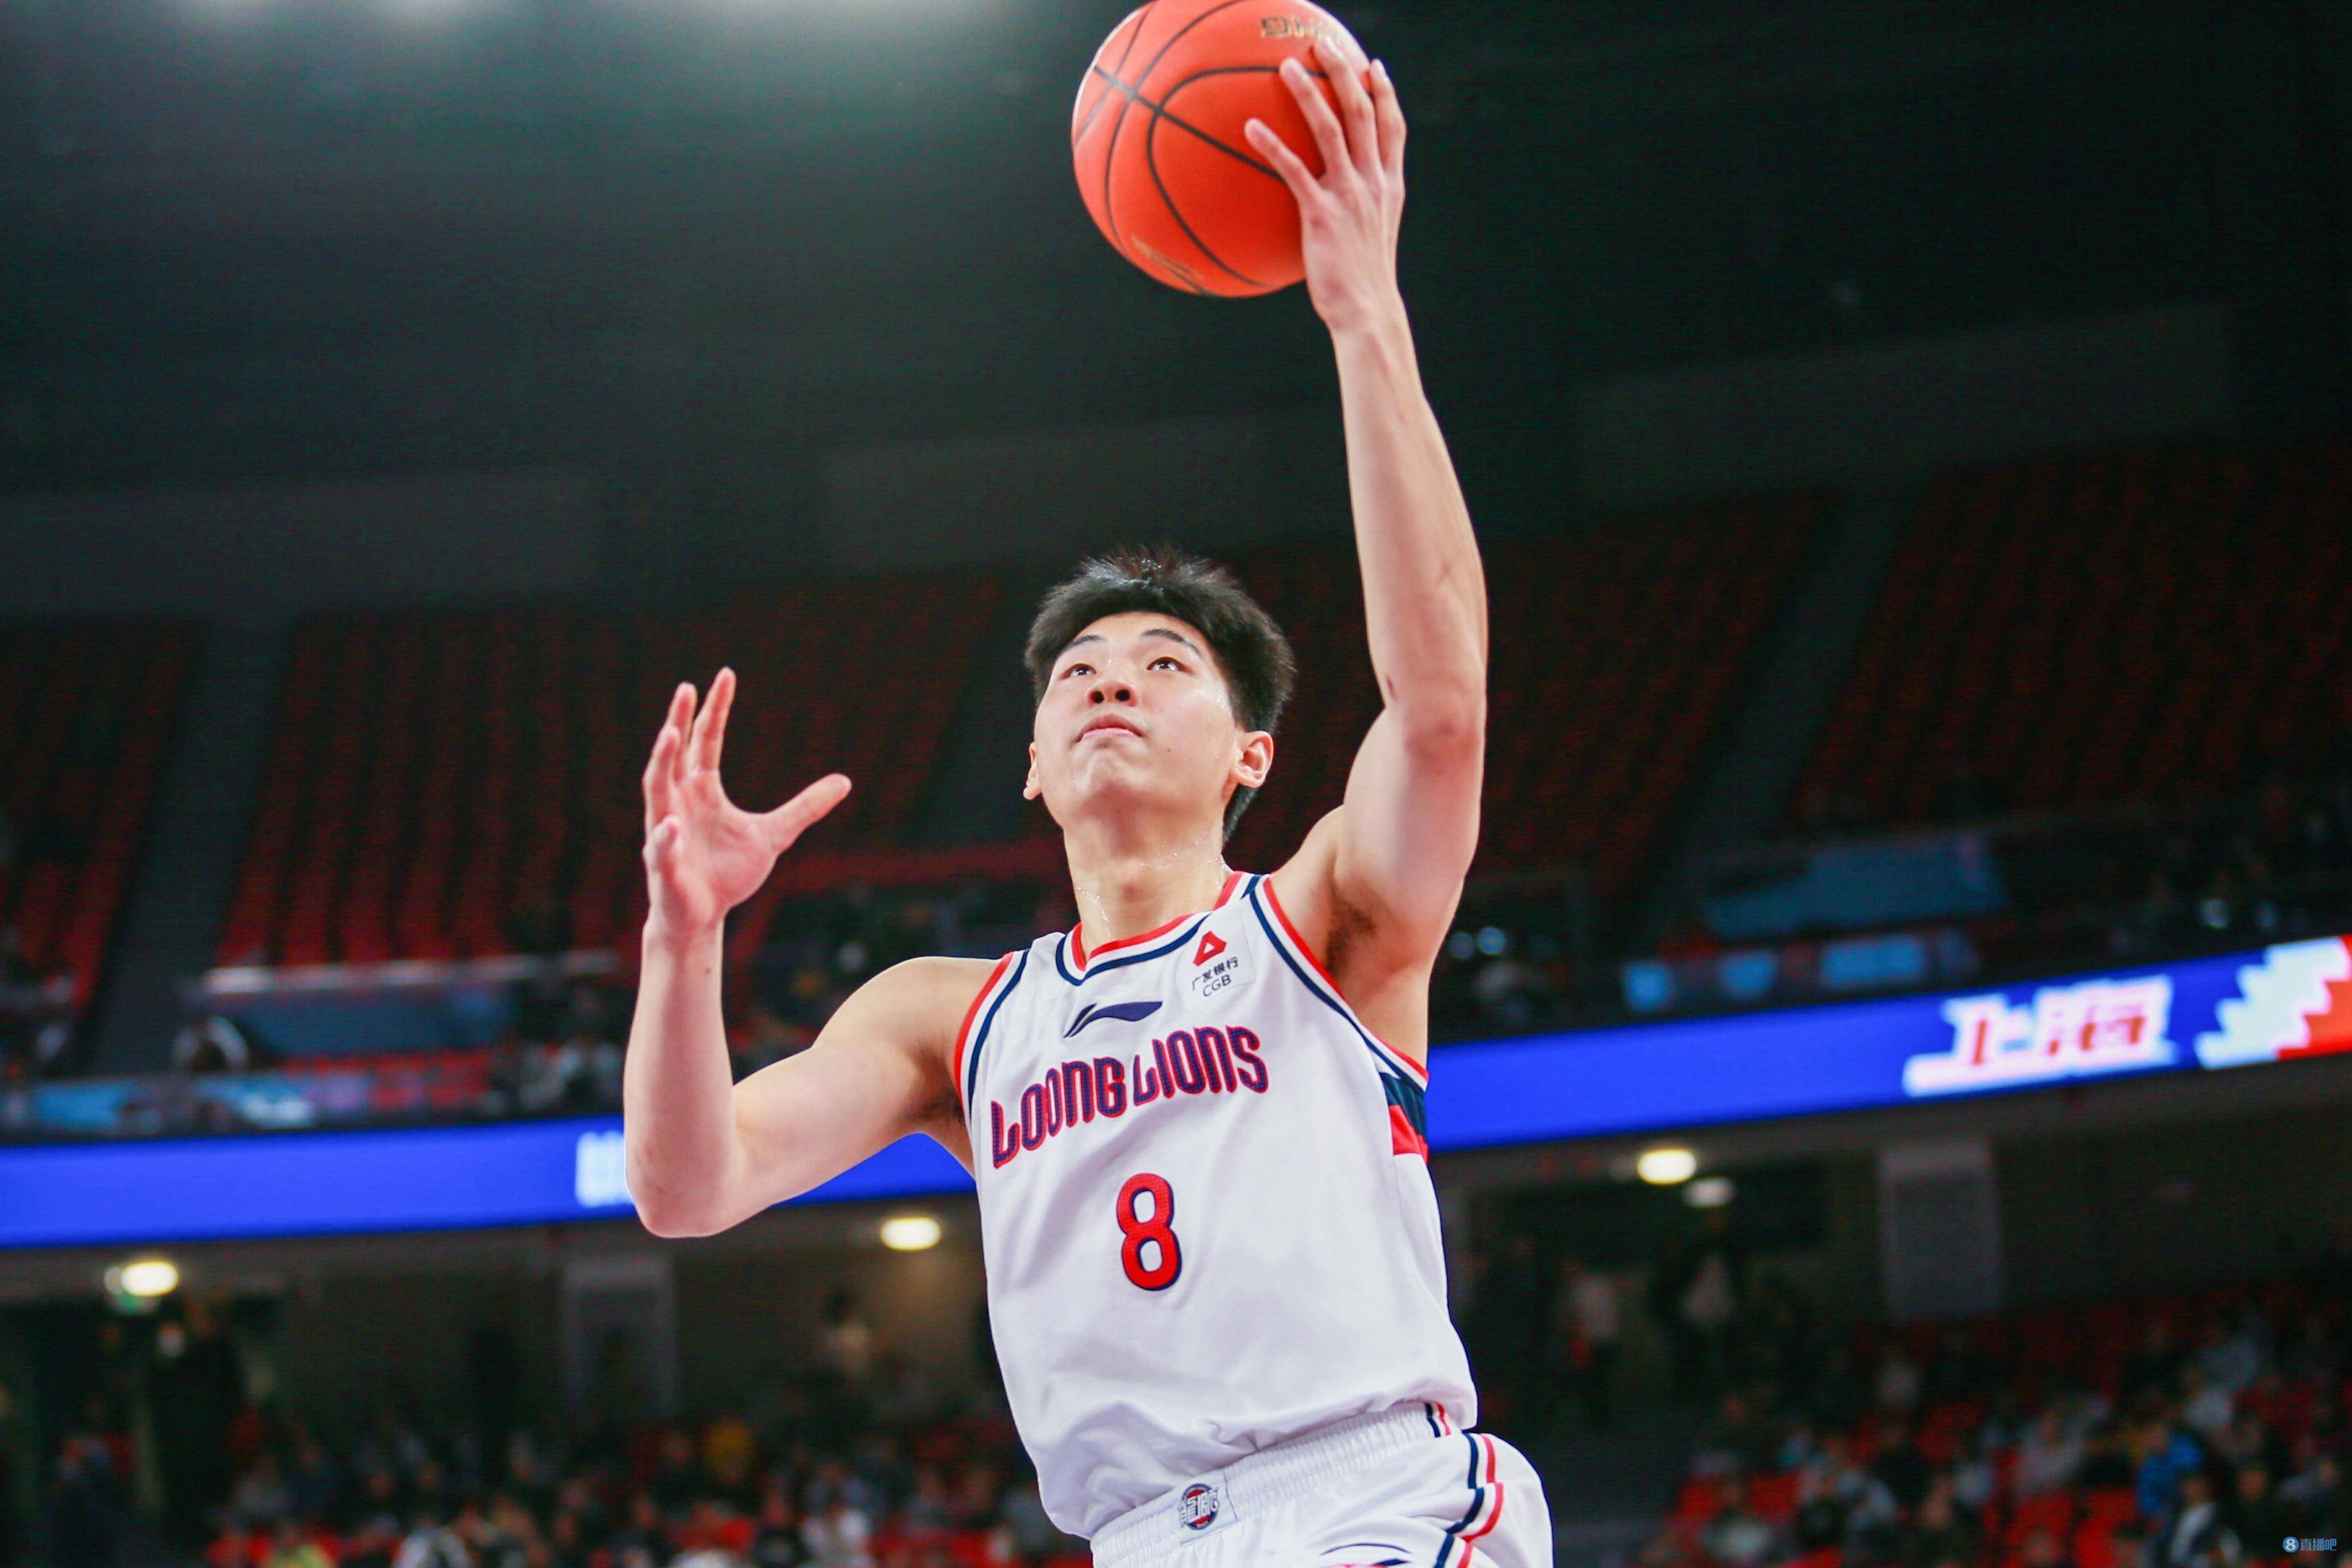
left=1150, top=656, right=1182, bottom=671
left=1062, top=662, right=1093, bottom=679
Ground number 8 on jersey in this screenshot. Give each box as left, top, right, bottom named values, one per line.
left=1116, top=1173, right=1181, bottom=1291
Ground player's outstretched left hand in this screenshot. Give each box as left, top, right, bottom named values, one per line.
left=640, top=668, right=851, bottom=941
left=1243, top=35, right=1406, bottom=336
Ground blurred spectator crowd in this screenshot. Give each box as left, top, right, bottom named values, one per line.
left=25, top=1299, right=1084, bottom=1568
left=1459, top=763, right=2352, bottom=1035
left=6, top=758, right=2352, bottom=1140
left=1643, top=1257, right=2351, bottom=1568
left=0, top=921, right=76, bottom=1080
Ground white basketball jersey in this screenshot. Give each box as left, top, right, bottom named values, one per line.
left=956, top=869, right=1477, bottom=1538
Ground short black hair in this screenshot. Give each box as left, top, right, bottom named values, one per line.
left=1025, top=544, right=1297, bottom=840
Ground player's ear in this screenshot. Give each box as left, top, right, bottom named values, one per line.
left=1023, top=741, right=1042, bottom=800
left=1234, top=731, right=1273, bottom=791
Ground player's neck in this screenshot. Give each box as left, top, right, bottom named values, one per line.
left=1060, top=819, right=1232, bottom=952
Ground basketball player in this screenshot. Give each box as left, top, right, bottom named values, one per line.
left=624, top=39, right=1550, bottom=1567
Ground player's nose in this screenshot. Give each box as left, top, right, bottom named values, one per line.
left=1087, top=677, right=1136, bottom=704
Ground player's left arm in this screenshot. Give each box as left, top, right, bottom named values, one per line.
left=1249, top=38, right=1485, bottom=1063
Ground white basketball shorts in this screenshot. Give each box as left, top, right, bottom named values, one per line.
left=1087, top=1403, right=1551, bottom=1568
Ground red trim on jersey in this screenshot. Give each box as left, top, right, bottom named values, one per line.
left=1461, top=1435, right=1506, bottom=1563
left=1068, top=869, right=1244, bottom=971
left=1258, top=874, right=1430, bottom=1084
left=950, top=952, right=1016, bottom=1093
left=1389, top=1104, right=1430, bottom=1159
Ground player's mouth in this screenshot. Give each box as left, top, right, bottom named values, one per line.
left=1077, top=714, right=1144, bottom=744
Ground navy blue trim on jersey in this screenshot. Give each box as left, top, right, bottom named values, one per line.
left=1243, top=875, right=1426, bottom=1087
left=961, top=950, right=1030, bottom=1113
left=1434, top=1435, right=1488, bottom=1567
left=1386, top=1071, right=1430, bottom=1141
left=1050, top=917, right=1213, bottom=987
left=1423, top=1401, right=1444, bottom=1439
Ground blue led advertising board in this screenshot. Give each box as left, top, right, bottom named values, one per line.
left=2, top=934, right=2344, bottom=1247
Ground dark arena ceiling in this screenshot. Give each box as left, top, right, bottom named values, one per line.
left=0, top=0, right=2344, bottom=490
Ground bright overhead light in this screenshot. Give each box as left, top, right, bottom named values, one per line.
left=1684, top=1175, right=1736, bottom=1209
left=1636, top=1147, right=1698, bottom=1186
left=107, top=1259, right=181, bottom=1298
left=879, top=1214, right=941, bottom=1252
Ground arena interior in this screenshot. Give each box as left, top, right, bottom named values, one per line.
left=1, top=2, right=2350, bottom=1567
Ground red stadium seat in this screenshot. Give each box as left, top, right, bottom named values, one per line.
left=0, top=623, right=195, bottom=1011
left=220, top=578, right=1001, bottom=966
left=1746, top=1470, right=1801, bottom=1522
left=2005, top=1493, right=2075, bottom=1545
left=1671, top=1477, right=1719, bottom=1522
left=1227, top=497, right=1823, bottom=898
left=1798, top=443, right=2352, bottom=828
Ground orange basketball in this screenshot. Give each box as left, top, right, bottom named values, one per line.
left=1072, top=0, right=1366, bottom=296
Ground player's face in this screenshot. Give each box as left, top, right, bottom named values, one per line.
left=1025, top=612, right=1272, bottom=837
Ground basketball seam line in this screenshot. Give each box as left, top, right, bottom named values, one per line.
left=1072, top=2, right=1149, bottom=145
left=1126, top=0, right=1255, bottom=100
left=1142, top=98, right=1266, bottom=289
left=1111, top=0, right=1155, bottom=77
left=1092, top=62, right=1301, bottom=182
left=1090, top=61, right=1317, bottom=290
left=1094, top=0, right=1255, bottom=253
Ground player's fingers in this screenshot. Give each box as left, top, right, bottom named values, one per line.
left=1244, top=119, right=1322, bottom=206
left=675, top=682, right=707, bottom=787
left=762, top=773, right=853, bottom=852
left=665, top=682, right=697, bottom=791
left=642, top=721, right=680, bottom=835
left=1314, top=35, right=1378, bottom=178
left=645, top=684, right=693, bottom=818
left=694, top=667, right=736, bottom=776
left=1277, top=57, right=1349, bottom=185
left=643, top=815, right=681, bottom=873
left=1370, top=58, right=1407, bottom=178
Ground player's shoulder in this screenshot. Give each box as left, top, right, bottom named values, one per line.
left=860, top=954, right=1012, bottom=1027
left=1263, top=807, right=1350, bottom=942
left=830, top=954, right=1019, bottom=1085
left=1264, top=809, right=1443, bottom=1049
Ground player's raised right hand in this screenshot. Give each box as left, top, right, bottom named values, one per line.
left=640, top=669, right=851, bottom=940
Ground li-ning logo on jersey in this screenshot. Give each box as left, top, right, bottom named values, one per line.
left=989, top=1025, right=1270, bottom=1169
left=1064, top=998, right=1162, bottom=1038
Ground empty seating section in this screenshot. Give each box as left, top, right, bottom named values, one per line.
left=218, top=578, right=999, bottom=966
left=224, top=507, right=1813, bottom=972
left=1801, top=444, right=2352, bottom=827
left=0, top=624, right=194, bottom=1007
left=1227, top=499, right=1819, bottom=894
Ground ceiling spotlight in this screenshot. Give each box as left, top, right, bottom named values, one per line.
left=879, top=1214, right=942, bottom=1252
left=1684, top=1175, right=1736, bottom=1209
left=1636, top=1147, right=1698, bottom=1186
left=106, top=1259, right=181, bottom=1299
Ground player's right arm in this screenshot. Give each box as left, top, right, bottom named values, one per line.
left=622, top=670, right=982, bottom=1239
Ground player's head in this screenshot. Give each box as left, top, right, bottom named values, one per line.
left=1023, top=545, right=1296, bottom=845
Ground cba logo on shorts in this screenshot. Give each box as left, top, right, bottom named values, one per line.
left=1178, top=1482, right=1221, bottom=1532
